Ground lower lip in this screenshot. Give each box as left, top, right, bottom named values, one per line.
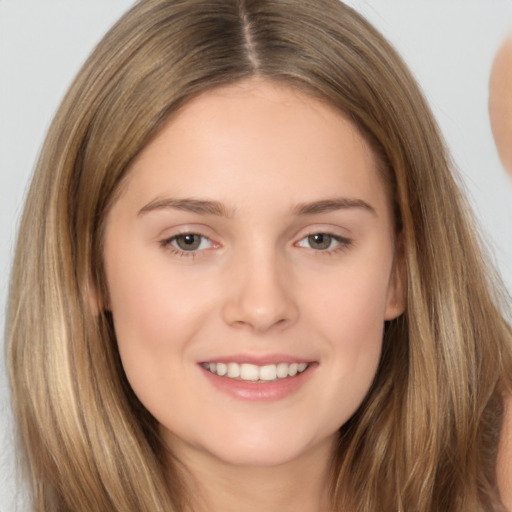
left=199, top=364, right=316, bottom=402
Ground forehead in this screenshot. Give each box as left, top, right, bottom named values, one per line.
left=119, top=79, right=390, bottom=217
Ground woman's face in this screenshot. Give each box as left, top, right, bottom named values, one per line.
left=103, top=79, right=404, bottom=468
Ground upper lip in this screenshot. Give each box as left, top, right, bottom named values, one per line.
left=199, top=353, right=314, bottom=365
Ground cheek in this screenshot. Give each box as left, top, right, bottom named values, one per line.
left=107, top=272, right=210, bottom=429
left=106, top=242, right=214, bottom=344
left=108, top=265, right=173, bottom=349
left=104, top=245, right=208, bottom=398
left=324, top=284, right=385, bottom=377
left=311, top=254, right=393, bottom=344
left=304, top=253, right=393, bottom=405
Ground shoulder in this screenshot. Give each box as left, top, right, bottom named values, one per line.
left=498, top=394, right=512, bottom=510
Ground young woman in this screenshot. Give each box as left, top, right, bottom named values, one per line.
left=6, top=0, right=512, bottom=510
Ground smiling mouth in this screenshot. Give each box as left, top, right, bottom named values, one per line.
left=201, top=362, right=310, bottom=382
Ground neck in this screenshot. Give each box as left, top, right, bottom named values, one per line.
left=175, top=438, right=336, bottom=512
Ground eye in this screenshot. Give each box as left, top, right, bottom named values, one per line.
left=163, top=233, right=213, bottom=252
left=296, top=233, right=351, bottom=251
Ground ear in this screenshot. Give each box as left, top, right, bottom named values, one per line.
left=384, top=238, right=407, bottom=321
left=88, top=278, right=102, bottom=315
left=87, top=276, right=109, bottom=315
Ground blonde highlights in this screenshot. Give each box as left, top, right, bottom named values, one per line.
left=6, top=1, right=512, bottom=511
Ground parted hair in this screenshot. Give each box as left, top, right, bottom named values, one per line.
left=6, top=0, right=512, bottom=511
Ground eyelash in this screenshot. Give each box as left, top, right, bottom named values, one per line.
left=295, top=233, right=353, bottom=255
left=160, top=233, right=214, bottom=258
left=159, top=232, right=353, bottom=258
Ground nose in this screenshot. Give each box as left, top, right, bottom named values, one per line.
left=221, top=252, right=299, bottom=333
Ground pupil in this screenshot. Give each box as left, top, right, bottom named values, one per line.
left=309, top=234, right=331, bottom=250
left=177, top=234, right=200, bottom=251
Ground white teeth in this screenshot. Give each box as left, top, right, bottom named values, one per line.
left=259, top=364, right=277, bottom=381
left=216, top=362, right=227, bottom=376
left=240, top=363, right=259, bottom=381
left=276, top=362, right=289, bottom=379
left=227, top=362, right=240, bottom=378
left=203, top=361, right=310, bottom=382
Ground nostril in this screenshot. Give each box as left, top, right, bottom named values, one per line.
left=221, top=262, right=300, bottom=332
left=222, top=299, right=299, bottom=333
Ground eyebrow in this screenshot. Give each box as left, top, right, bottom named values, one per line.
left=138, top=198, right=233, bottom=217
left=293, top=198, right=377, bottom=216
left=138, top=196, right=376, bottom=217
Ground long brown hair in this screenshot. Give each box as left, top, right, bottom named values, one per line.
left=6, top=0, right=512, bottom=510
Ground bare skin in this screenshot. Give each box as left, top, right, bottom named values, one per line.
left=490, top=37, right=512, bottom=506
left=489, top=34, right=512, bottom=176
left=498, top=396, right=512, bottom=510
left=177, top=434, right=335, bottom=512
left=101, top=77, right=510, bottom=511
left=103, top=79, right=404, bottom=512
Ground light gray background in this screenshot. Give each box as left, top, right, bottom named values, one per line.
left=1, top=1, right=511, bottom=510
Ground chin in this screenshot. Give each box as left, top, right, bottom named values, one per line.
left=215, top=446, right=303, bottom=468
left=194, top=427, right=335, bottom=469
